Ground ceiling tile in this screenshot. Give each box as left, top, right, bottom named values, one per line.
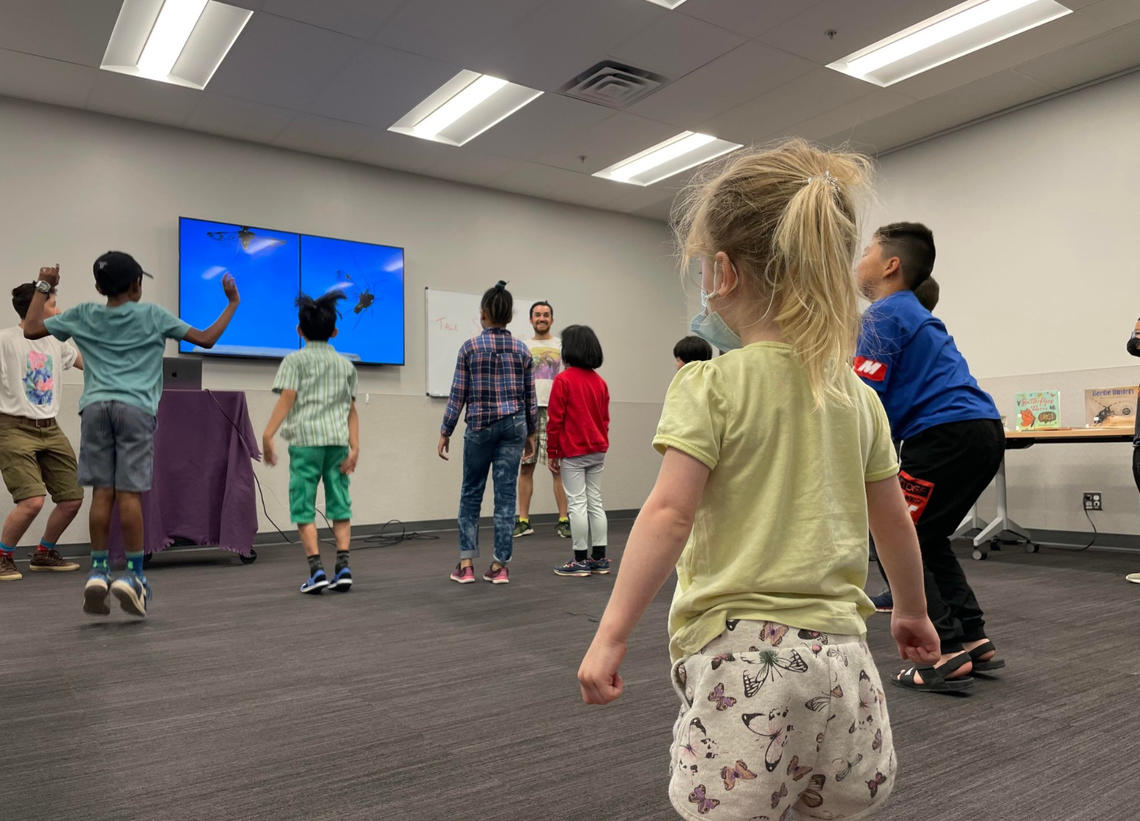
left=628, top=41, right=817, bottom=129
left=0, top=0, right=121, bottom=67
left=301, top=45, right=461, bottom=127
left=1013, top=22, right=1140, bottom=91
left=676, top=0, right=823, bottom=38
left=608, top=11, right=747, bottom=79
left=261, top=0, right=404, bottom=38
left=207, top=12, right=365, bottom=110
left=272, top=114, right=374, bottom=159
left=792, top=88, right=915, bottom=144
left=185, top=94, right=296, bottom=144
left=532, top=111, right=680, bottom=174
left=352, top=130, right=463, bottom=176
left=700, top=68, right=875, bottom=145
left=86, top=71, right=201, bottom=128
left=418, top=151, right=525, bottom=189
left=0, top=49, right=97, bottom=109
left=469, top=94, right=614, bottom=162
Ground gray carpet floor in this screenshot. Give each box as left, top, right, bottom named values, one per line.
left=3, top=519, right=1138, bottom=820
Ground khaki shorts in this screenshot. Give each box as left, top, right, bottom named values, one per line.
left=519, top=408, right=548, bottom=466
left=0, top=414, right=84, bottom=503
left=668, top=620, right=896, bottom=821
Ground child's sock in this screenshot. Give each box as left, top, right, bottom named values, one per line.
left=0, top=541, right=14, bottom=557
left=90, top=550, right=109, bottom=573
left=559, top=517, right=569, bottom=524
left=574, top=549, right=588, bottom=563
left=335, top=551, right=349, bottom=573
left=126, top=551, right=145, bottom=577
left=37, top=540, right=55, bottom=553
left=591, top=545, right=607, bottom=561
left=307, top=554, right=323, bottom=575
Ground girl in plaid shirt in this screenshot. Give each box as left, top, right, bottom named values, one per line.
left=438, top=282, right=536, bottom=585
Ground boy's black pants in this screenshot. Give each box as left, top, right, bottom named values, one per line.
left=898, top=419, right=1005, bottom=654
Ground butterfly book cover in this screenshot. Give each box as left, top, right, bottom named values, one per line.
left=1015, top=391, right=1060, bottom=431
left=1084, top=386, right=1138, bottom=428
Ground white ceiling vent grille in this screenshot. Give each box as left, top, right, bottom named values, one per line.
left=560, top=61, right=667, bottom=109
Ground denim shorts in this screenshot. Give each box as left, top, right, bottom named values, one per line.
left=78, top=401, right=158, bottom=492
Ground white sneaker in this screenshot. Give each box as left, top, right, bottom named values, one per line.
left=1125, top=572, right=1140, bottom=584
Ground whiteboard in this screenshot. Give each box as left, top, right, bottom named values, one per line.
left=425, top=288, right=539, bottom=397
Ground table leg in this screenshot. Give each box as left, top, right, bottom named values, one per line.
left=973, top=455, right=1034, bottom=548
left=952, top=505, right=987, bottom=540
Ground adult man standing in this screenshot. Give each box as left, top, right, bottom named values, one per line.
left=0, top=281, right=84, bottom=580
left=514, top=301, right=570, bottom=538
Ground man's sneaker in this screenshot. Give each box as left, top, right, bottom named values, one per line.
left=0, top=552, right=21, bottom=581
left=870, top=590, right=893, bottom=613
left=483, top=563, right=510, bottom=584
left=513, top=519, right=534, bottom=538
left=28, top=548, right=80, bottom=572
left=556, top=520, right=571, bottom=539
left=554, top=560, right=591, bottom=577
left=1126, top=572, right=1140, bottom=584
left=588, top=557, right=611, bottom=575
left=110, top=573, right=151, bottom=617
left=300, top=569, right=329, bottom=594
left=450, top=563, right=475, bottom=584
left=330, top=567, right=353, bottom=592
left=83, top=571, right=111, bottom=615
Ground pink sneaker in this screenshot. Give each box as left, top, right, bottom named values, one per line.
left=483, top=563, right=510, bottom=584
left=449, top=563, right=475, bottom=584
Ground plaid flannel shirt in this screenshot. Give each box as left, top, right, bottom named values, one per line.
left=441, top=328, right=537, bottom=436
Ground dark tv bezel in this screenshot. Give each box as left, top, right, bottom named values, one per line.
left=177, top=215, right=407, bottom=366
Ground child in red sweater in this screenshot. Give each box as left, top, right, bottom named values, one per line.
left=546, top=325, right=610, bottom=577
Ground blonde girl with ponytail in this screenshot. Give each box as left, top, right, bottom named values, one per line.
left=577, top=140, right=939, bottom=821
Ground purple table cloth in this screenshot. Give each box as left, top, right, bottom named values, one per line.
left=108, top=390, right=260, bottom=561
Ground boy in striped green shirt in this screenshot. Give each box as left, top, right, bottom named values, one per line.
left=263, top=293, right=359, bottom=594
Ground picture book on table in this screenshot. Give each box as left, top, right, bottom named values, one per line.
left=1015, top=391, right=1060, bottom=430
left=1084, top=386, right=1138, bottom=428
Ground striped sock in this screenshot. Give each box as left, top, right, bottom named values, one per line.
left=126, top=551, right=145, bottom=577
left=37, top=540, right=55, bottom=553
left=90, top=550, right=109, bottom=573
left=0, top=541, right=13, bottom=555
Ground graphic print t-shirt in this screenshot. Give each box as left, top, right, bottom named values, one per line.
left=526, top=336, right=562, bottom=407
left=0, top=326, right=78, bottom=419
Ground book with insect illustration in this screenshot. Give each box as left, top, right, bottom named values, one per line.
left=1014, top=391, right=1060, bottom=430
left=1084, top=386, right=1138, bottom=428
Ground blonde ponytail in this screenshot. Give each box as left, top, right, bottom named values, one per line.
left=673, top=139, right=872, bottom=407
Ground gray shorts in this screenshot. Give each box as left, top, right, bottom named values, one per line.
left=78, top=401, right=158, bottom=492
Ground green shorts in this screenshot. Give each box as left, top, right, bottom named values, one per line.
left=0, top=414, right=84, bottom=503
left=288, top=445, right=351, bottom=524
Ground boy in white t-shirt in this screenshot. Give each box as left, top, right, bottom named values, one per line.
left=514, top=301, right=570, bottom=538
left=0, top=282, right=84, bottom=580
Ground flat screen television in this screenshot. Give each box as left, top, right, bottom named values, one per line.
left=178, top=217, right=405, bottom=365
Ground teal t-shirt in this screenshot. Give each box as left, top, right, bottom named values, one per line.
left=44, top=302, right=191, bottom=416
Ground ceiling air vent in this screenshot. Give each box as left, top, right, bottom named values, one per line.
left=560, top=61, right=667, bottom=109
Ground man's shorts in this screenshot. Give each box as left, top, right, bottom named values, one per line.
left=519, top=408, right=548, bottom=466
left=0, top=414, right=83, bottom=503
left=288, top=445, right=352, bottom=523
left=78, top=401, right=157, bottom=493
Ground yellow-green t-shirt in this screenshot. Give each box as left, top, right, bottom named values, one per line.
left=652, top=342, right=898, bottom=663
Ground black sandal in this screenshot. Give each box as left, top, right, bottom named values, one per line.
left=892, top=651, right=974, bottom=693
left=966, top=640, right=1006, bottom=672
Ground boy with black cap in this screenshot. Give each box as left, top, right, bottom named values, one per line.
left=23, top=253, right=240, bottom=617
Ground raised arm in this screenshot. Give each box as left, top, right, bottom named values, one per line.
left=183, top=273, right=240, bottom=349
left=23, top=266, right=59, bottom=340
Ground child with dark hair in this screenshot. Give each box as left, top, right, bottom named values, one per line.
left=438, top=281, right=536, bottom=585
left=547, top=325, right=610, bottom=578
left=672, top=335, right=713, bottom=369
left=263, top=292, right=359, bottom=594
left=23, top=255, right=239, bottom=617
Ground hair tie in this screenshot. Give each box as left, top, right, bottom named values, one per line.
left=494, top=280, right=508, bottom=291
left=805, top=170, right=839, bottom=191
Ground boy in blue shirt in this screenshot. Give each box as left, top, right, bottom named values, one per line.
left=856, top=223, right=1005, bottom=692
left=23, top=253, right=239, bottom=617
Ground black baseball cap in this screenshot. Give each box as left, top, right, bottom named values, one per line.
left=93, top=251, right=153, bottom=293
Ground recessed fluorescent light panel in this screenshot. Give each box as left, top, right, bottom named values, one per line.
left=101, top=0, right=252, bottom=89
left=828, top=0, right=1071, bottom=87
left=389, top=71, right=543, bottom=147
left=594, top=132, right=742, bottom=187
left=644, top=0, right=690, bottom=8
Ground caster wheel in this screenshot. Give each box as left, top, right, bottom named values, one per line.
left=972, top=549, right=987, bottom=561
left=1025, top=543, right=1039, bottom=554
left=239, top=549, right=257, bottom=565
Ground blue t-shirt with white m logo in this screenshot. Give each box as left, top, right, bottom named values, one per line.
left=855, top=289, right=999, bottom=441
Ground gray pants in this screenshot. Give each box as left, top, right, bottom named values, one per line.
left=560, top=452, right=607, bottom=553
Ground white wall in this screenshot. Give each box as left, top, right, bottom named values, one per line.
left=872, top=72, right=1140, bottom=536
left=0, top=96, right=683, bottom=546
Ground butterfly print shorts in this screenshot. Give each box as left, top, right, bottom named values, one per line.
left=667, top=621, right=896, bottom=821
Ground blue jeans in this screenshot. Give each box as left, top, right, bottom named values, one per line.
left=458, top=412, right=527, bottom=564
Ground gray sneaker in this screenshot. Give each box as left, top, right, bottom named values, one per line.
left=556, top=520, right=571, bottom=539
left=0, top=552, right=22, bottom=581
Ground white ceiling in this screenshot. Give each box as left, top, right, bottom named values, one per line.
left=0, top=0, right=1137, bottom=220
